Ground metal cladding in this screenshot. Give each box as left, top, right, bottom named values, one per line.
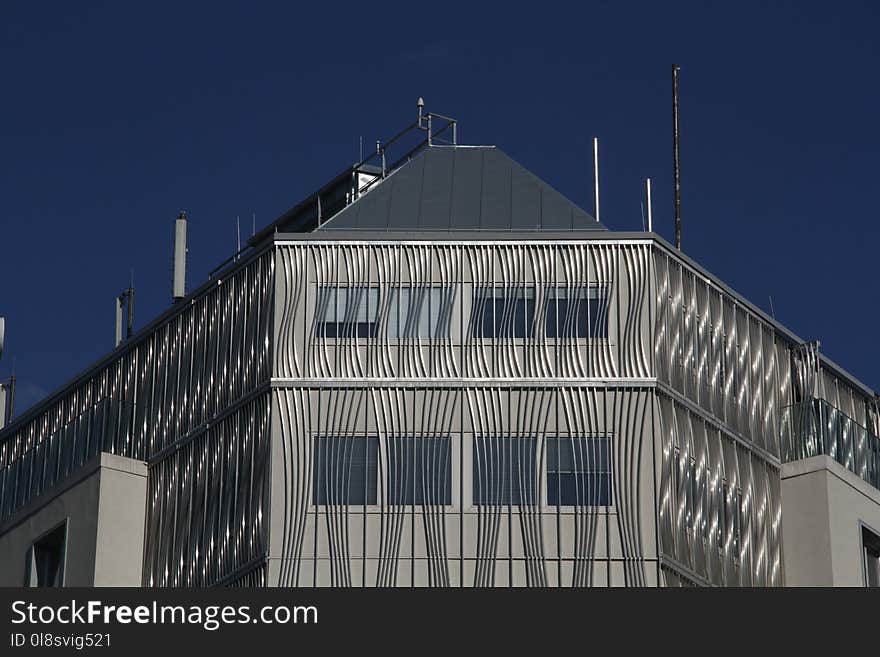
left=270, top=240, right=654, bottom=586
left=262, top=237, right=844, bottom=587
left=0, top=252, right=274, bottom=586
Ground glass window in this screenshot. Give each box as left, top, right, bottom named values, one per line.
left=26, top=522, right=66, bottom=587
left=863, top=526, right=880, bottom=587
left=473, top=437, right=538, bottom=505
left=388, top=436, right=452, bottom=505
left=388, top=287, right=452, bottom=339
left=472, top=287, right=535, bottom=338
left=317, top=287, right=379, bottom=338
left=545, top=286, right=607, bottom=338
left=313, top=436, right=378, bottom=505
left=546, top=437, right=612, bottom=506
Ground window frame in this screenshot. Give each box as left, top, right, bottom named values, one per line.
left=543, top=284, right=609, bottom=341
left=545, top=436, right=613, bottom=508
left=387, top=284, right=456, bottom=341
left=470, top=286, right=537, bottom=340
left=312, top=435, right=380, bottom=508
left=861, top=522, right=880, bottom=588
left=471, top=436, right=540, bottom=507
left=387, top=435, right=454, bottom=507
left=25, top=519, right=68, bottom=588
left=315, top=285, right=380, bottom=339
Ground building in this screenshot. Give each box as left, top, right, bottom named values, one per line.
left=1, top=109, right=878, bottom=587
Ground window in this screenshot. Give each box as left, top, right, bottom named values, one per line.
left=472, top=287, right=535, bottom=338
left=317, top=287, right=378, bottom=338
left=863, top=526, right=880, bottom=587
left=313, top=436, right=379, bottom=505
left=25, top=522, right=66, bottom=587
left=545, top=286, right=608, bottom=339
left=546, top=437, right=612, bottom=506
left=473, top=437, right=537, bottom=505
left=388, top=436, right=452, bottom=505
left=388, top=287, right=452, bottom=339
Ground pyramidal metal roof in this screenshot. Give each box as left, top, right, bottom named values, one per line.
left=317, top=145, right=605, bottom=232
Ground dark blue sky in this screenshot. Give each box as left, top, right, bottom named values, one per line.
left=1, top=1, right=878, bottom=412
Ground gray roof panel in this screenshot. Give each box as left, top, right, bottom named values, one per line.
left=448, top=147, right=483, bottom=230
left=480, top=147, right=512, bottom=230
left=318, top=145, right=605, bottom=232
left=419, top=145, right=453, bottom=229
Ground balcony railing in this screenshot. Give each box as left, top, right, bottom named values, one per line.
left=781, top=398, right=880, bottom=490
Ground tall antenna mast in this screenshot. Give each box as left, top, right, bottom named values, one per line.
left=593, top=137, right=600, bottom=223
left=672, top=64, right=682, bottom=250
left=645, top=178, right=653, bottom=232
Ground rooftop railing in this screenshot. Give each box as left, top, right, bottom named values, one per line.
left=781, top=398, right=880, bottom=490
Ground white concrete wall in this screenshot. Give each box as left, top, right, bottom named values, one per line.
left=0, top=453, right=147, bottom=587
left=782, top=455, right=880, bottom=586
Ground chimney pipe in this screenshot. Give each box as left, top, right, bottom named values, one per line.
left=173, top=211, right=188, bottom=302
left=116, top=295, right=124, bottom=347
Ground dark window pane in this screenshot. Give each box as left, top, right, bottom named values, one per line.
left=473, top=289, right=535, bottom=338
left=476, top=294, right=494, bottom=337
left=546, top=437, right=612, bottom=506
left=864, top=527, right=880, bottom=587
left=313, top=436, right=378, bottom=505
left=545, top=288, right=607, bottom=338
left=473, top=437, right=537, bottom=505
left=545, top=290, right=589, bottom=338
left=512, top=297, right=535, bottom=338
left=589, top=293, right=608, bottom=338
left=27, top=522, right=66, bottom=587
left=388, top=437, right=452, bottom=505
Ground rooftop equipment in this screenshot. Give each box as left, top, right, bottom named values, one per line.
left=115, top=287, right=134, bottom=347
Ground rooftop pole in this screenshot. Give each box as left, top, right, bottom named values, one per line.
left=593, top=137, right=600, bottom=223
left=672, top=64, right=682, bottom=249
